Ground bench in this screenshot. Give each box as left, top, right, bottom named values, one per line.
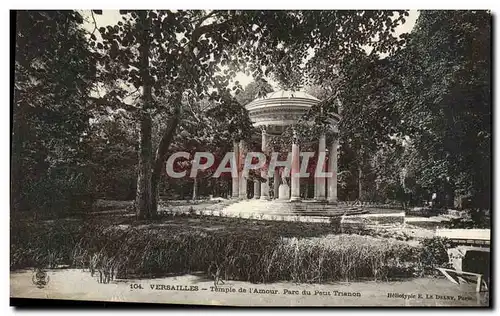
left=437, top=267, right=488, bottom=292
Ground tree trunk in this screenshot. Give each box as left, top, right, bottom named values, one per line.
left=358, top=164, right=363, bottom=202
left=150, top=97, right=182, bottom=215
left=135, top=10, right=153, bottom=219
left=11, top=95, right=25, bottom=213
left=192, top=177, right=198, bottom=200
left=136, top=114, right=153, bottom=219
left=12, top=12, right=30, bottom=213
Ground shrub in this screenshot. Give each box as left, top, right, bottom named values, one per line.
left=419, top=237, right=450, bottom=274
left=10, top=220, right=83, bottom=269
left=446, top=209, right=491, bottom=229
left=188, top=207, right=196, bottom=216
left=18, top=165, right=96, bottom=218
left=273, top=235, right=421, bottom=282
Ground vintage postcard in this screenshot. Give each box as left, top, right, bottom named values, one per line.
left=10, top=9, right=491, bottom=307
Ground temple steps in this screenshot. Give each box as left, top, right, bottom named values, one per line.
left=158, top=198, right=404, bottom=225
left=220, top=199, right=367, bottom=218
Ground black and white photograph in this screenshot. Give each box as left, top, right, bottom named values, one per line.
left=9, top=8, right=492, bottom=308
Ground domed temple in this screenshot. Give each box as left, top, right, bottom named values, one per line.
left=231, top=90, right=341, bottom=203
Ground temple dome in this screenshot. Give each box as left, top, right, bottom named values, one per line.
left=245, top=90, right=320, bottom=111
left=244, top=90, right=321, bottom=132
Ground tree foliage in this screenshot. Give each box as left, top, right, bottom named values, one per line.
left=302, top=11, right=409, bottom=200
left=394, top=10, right=491, bottom=208
left=13, top=10, right=98, bottom=214
left=235, top=79, right=274, bottom=106
left=303, top=10, right=491, bottom=207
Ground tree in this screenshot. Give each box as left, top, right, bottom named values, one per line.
left=90, top=10, right=286, bottom=217
left=394, top=10, right=491, bottom=208
left=368, top=139, right=406, bottom=203
left=13, top=10, right=98, bottom=214
left=86, top=110, right=138, bottom=200
left=163, top=96, right=254, bottom=200
left=89, top=10, right=255, bottom=218
left=302, top=12, right=410, bottom=200
left=235, top=79, right=274, bottom=106
left=336, top=57, right=405, bottom=200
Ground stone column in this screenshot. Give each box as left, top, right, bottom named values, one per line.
left=314, top=133, right=326, bottom=201
left=253, top=181, right=261, bottom=199
left=327, top=137, right=339, bottom=204
left=290, top=131, right=301, bottom=201
left=238, top=139, right=247, bottom=199
left=231, top=140, right=239, bottom=198
left=273, top=167, right=280, bottom=199
left=260, top=128, right=270, bottom=200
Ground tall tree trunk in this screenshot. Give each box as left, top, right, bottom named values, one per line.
left=135, top=10, right=153, bottom=219
left=12, top=11, right=30, bottom=213
left=357, top=144, right=364, bottom=202
left=136, top=114, right=153, bottom=219
left=12, top=73, right=25, bottom=213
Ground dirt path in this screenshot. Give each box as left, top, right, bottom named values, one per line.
left=11, top=269, right=489, bottom=307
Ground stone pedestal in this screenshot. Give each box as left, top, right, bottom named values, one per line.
left=278, top=184, right=290, bottom=200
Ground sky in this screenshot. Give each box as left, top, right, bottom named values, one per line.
left=81, top=10, right=420, bottom=90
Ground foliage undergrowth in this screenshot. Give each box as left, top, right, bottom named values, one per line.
left=446, top=209, right=491, bottom=229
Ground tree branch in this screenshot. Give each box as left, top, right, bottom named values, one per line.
left=121, top=87, right=141, bottom=100
left=152, top=96, right=183, bottom=178
left=191, top=16, right=237, bottom=43
left=186, top=99, right=202, bottom=123
left=91, top=10, right=98, bottom=35
left=193, top=10, right=219, bottom=29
